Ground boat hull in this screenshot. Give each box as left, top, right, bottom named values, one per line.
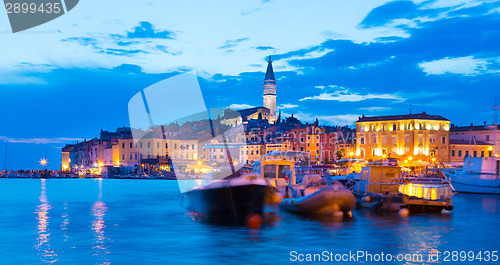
left=186, top=184, right=270, bottom=216
left=445, top=172, right=500, bottom=195
left=353, top=192, right=453, bottom=213
left=280, top=187, right=356, bottom=215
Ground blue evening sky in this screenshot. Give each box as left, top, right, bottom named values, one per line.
left=1, top=0, right=499, bottom=169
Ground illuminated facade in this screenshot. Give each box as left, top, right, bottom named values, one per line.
left=448, top=139, right=494, bottom=163
left=356, top=112, right=451, bottom=163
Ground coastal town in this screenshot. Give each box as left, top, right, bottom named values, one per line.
left=44, top=57, right=497, bottom=179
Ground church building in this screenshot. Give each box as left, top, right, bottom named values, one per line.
left=222, top=56, right=278, bottom=126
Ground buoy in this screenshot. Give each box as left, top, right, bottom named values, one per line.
left=246, top=213, right=262, bottom=230
left=399, top=208, right=410, bottom=217
left=362, top=196, right=371, bottom=202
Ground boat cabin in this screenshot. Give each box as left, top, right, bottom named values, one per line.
left=462, top=156, right=500, bottom=175
left=353, top=165, right=402, bottom=195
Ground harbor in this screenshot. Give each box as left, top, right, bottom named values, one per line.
left=0, top=178, right=498, bottom=264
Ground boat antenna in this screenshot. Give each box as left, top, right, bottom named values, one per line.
left=2, top=143, right=7, bottom=171
left=493, top=97, right=499, bottom=156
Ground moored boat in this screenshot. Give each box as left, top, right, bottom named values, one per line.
left=186, top=171, right=277, bottom=217
left=443, top=156, right=500, bottom=195
left=252, top=151, right=356, bottom=215
left=349, top=164, right=454, bottom=213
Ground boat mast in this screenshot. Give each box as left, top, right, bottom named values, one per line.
left=2, top=143, right=7, bottom=171
left=493, top=98, right=499, bottom=157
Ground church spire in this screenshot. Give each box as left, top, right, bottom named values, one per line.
left=264, top=55, right=275, bottom=81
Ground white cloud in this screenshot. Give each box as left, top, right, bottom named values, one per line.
left=0, top=136, right=83, bottom=144
left=359, top=106, right=391, bottom=112
left=227, top=103, right=254, bottom=110
left=300, top=87, right=404, bottom=102
left=419, top=56, right=500, bottom=75
left=277, top=103, right=298, bottom=109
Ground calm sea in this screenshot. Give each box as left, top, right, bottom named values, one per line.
left=0, top=179, right=498, bottom=264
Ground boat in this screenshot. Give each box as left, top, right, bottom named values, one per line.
left=252, top=151, right=356, bottom=215
left=349, top=163, right=454, bottom=213
left=186, top=168, right=279, bottom=217
left=443, top=156, right=500, bottom=195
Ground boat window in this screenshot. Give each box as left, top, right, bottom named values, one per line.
left=278, top=165, right=291, bottom=179
left=263, top=165, right=276, bottom=179
left=361, top=170, right=368, bottom=181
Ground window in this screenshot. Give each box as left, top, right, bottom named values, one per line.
left=481, top=151, right=484, bottom=157
left=300, top=137, right=304, bottom=143
left=441, top=136, right=446, bottom=144
left=489, top=151, right=493, bottom=157
left=393, top=124, right=397, bottom=131
left=186, top=145, right=189, bottom=150
left=382, top=136, right=387, bottom=144
left=130, top=143, right=133, bottom=148
left=129, top=154, right=133, bottom=160
left=473, top=151, right=477, bottom=157
left=307, top=136, right=310, bottom=140
left=192, top=145, right=195, bottom=149
left=147, top=142, right=151, bottom=148
left=392, top=136, right=397, bottom=144
left=220, top=155, right=224, bottom=159
left=405, top=135, right=410, bottom=143
left=419, top=135, right=423, bottom=144
left=157, top=142, right=159, bottom=148
left=122, top=154, right=125, bottom=160
left=300, top=147, right=304, bottom=151
left=174, top=144, right=177, bottom=149
left=122, top=143, right=125, bottom=149
left=458, top=150, right=462, bottom=157
left=307, top=143, right=310, bottom=147
left=465, top=151, right=469, bottom=157
left=452, top=150, right=456, bottom=157
left=360, top=138, right=365, bottom=144
left=486, top=135, right=490, bottom=141
left=372, top=137, right=377, bottom=144
left=135, top=153, right=138, bottom=160
left=165, top=143, right=168, bottom=148
left=140, top=142, right=143, bottom=148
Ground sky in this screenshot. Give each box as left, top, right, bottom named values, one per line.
left=1, top=0, right=499, bottom=169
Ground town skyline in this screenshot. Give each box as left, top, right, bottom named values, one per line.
left=1, top=0, right=500, bottom=169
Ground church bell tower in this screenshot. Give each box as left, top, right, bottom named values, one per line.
left=263, top=55, right=277, bottom=122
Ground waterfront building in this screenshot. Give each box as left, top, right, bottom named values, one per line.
left=240, top=144, right=265, bottom=164
left=450, top=123, right=499, bottom=157
left=448, top=139, right=494, bottom=164
left=356, top=112, right=451, bottom=163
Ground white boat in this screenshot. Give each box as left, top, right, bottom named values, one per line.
left=443, top=156, right=500, bottom=195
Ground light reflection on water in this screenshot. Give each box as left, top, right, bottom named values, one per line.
left=0, top=179, right=497, bottom=264
left=35, top=179, right=58, bottom=263
left=91, top=178, right=110, bottom=263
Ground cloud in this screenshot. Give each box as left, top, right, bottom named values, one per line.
left=0, top=136, right=83, bottom=144
left=227, top=103, right=254, bottom=110
left=359, top=106, right=392, bottom=112
left=299, top=88, right=404, bottom=102
left=418, top=56, right=500, bottom=75
left=218, top=38, right=250, bottom=49
left=255, top=46, right=275, bottom=50
left=277, top=103, right=299, bottom=109
left=126, top=21, right=175, bottom=39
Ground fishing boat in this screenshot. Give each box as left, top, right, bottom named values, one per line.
left=443, top=156, right=500, bottom=195
left=349, top=163, right=454, bottom=213
left=186, top=168, right=279, bottom=217
left=252, top=151, right=356, bottom=215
